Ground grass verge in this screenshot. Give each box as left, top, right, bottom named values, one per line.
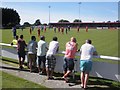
left=1, top=71, right=50, bottom=89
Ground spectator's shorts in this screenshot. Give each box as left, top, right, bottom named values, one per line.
left=80, top=60, right=92, bottom=73
left=18, top=51, right=26, bottom=60
left=46, top=55, right=56, bottom=70
left=63, top=57, right=74, bottom=72
left=28, top=53, right=36, bottom=62
left=37, top=55, right=46, bottom=67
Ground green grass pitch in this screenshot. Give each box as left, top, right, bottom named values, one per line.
left=1, top=27, right=118, bottom=57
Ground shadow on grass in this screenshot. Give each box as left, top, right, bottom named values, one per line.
left=1, top=58, right=28, bottom=66
left=0, top=66, right=30, bottom=72
left=1, top=57, right=29, bottom=72
left=2, top=58, right=19, bottom=64
left=1, top=57, right=39, bottom=73
left=53, top=73, right=120, bottom=89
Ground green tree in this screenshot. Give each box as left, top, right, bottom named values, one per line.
left=23, top=22, right=31, bottom=27
left=58, top=19, right=69, bottom=23
left=2, top=8, right=20, bottom=28
left=73, top=19, right=82, bottom=22
left=34, top=19, right=41, bottom=26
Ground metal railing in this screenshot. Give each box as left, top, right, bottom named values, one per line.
left=0, top=43, right=120, bottom=82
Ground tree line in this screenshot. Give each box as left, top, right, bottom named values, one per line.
left=2, top=8, right=20, bottom=28
left=2, top=8, right=83, bottom=28
left=2, top=8, right=120, bottom=29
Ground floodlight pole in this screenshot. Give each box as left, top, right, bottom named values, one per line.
left=49, top=5, right=51, bottom=26
left=78, top=2, right=81, bottom=21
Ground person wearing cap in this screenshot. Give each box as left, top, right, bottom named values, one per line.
left=46, top=36, right=59, bottom=80
left=79, top=39, right=98, bottom=89
left=37, top=36, right=48, bottom=75
left=62, top=37, right=78, bottom=81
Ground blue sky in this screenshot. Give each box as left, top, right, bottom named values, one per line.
left=1, top=1, right=119, bottom=25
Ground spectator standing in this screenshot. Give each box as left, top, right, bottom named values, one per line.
left=27, top=36, right=37, bottom=72
left=46, top=36, right=59, bottom=80
left=62, top=37, right=78, bottom=81
left=17, top=35, right=27, bottom=69
left=37, top=36, right=48, bottom=75
left=79, top=39, right=98, bottom=89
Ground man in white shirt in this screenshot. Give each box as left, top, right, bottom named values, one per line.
left=46, top=36, right=59, bottom=80
left=80, top=39, right=98, bottom=89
